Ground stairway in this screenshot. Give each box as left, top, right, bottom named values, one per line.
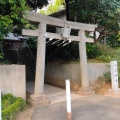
left=18, top=49, right=36, bottom=82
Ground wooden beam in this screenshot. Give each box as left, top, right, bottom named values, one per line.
left=23, top=11, right=97, bottom=31
left=22, top=29, right=94, bottom=43
left=23, top=11, right=64, bottom=27
left=65, top=21, right=97, bottom=31
left=22, top=29, right=39, bottom=36
left=85, top=37, right=94, bottom=43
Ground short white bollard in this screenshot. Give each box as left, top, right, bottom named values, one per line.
left=66, top=80, right=72, bottom=120
left=0, top=89, right=1, bottom=120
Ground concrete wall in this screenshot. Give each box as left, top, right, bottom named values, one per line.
left=0, top=65, right=26, bottom=99
left=45, top=63, right=110, bottom=90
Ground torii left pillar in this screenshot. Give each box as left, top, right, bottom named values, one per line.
left=29, top=23, right=49, bottom=107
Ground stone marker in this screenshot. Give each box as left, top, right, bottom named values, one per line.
left=108, top=61, right=120, bottom=94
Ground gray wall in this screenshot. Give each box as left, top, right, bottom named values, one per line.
left=45, top=63, right=110, bottom=90
left=0, top=65, right=26, bottom=99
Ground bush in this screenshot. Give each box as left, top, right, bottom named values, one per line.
left=2, top=93, right=26, bottom=120
left=96, top=44, right=120, bottom=80
left=86, top=43, right=101, bottom=59
left=2, top=94, right=16, bottom=110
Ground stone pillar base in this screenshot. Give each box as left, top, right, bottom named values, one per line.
left=76, top=87, right=95, bottom=96
left=29, top=94, right=49, bottom=107
left=108, top=89, right=120, bottom=95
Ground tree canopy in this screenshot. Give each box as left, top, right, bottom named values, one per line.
left=0, top=0, right=29, bottom=39
left=67, top=0, right=120, bottom=46
left=0, top=0, right=49, bottom=39
left=39, top=0, right=65, bottom=15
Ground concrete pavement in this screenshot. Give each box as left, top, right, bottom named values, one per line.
left=32, top=95, right=120, bottom=120
left=27, top=83, right=83, bottom=104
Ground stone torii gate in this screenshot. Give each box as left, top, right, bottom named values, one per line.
left=22, top=10, right=97, bottom=107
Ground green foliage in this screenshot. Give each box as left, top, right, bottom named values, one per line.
left=98, top=71, right=111, bottom=83
left=97, top=44, right=117, bottom=62
left=96, top=44, right=120, bottom=80
left=2, top=93, right=26, bottom=120
left=2, top=94, right=16, bottom=110
left=39, top=0, right=65, bottom=15
left=69, top=0, right=120, bottom=46
left=27, top=36, right=37, bottom=49
left=0, top=0, right=29, bottom=39
left=107, top=34, right=120, bottom=47
left=0, top=0, right=30, bottom=59
left=86, top=43, right=101, bottom=59
left=103, top=72, right=111, bottom=82
left=46, top=42, right=79, bottom=63
left=0, top=53, right=3, bottom=60
left=46, top=42, right=101, bottom=63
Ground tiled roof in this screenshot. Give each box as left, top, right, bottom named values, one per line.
left=4, top=33, right=28, bottom=41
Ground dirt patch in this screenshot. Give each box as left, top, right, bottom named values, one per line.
left=16, top=105, right=34, bottom=120
left=95, top=83, right=120, bottom=98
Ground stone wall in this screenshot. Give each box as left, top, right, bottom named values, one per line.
left=45, top=63, right=110, bottom=90
left=0, top=65, right=26, bottom=99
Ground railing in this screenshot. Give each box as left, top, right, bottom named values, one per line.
left=22, top=42, right=36, bottom=74
left=25, top=43, right=35, bottom=62
left=23, top=48, right=35, bottom=74
left=13, top=43, right=21, bottom=64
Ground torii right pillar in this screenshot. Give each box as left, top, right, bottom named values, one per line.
left=77, top=30, right=95, bottom=96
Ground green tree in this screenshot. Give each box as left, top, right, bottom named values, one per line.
left=68, top=0, right=120, bottom=46
left=0, top=0, right=30, bottom=39
left=0, top=0, right=49, bottom=39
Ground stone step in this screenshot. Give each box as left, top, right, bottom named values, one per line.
left=78, top=87, right=93, bottom=92
left=77, top=87, right=95, bottom=96
left=77, top=91, right=95, bottom=96
left=29, top=94, right=49, bottom=107
left=79, top=87, right=93, bottom=92
left=108, top=89, right=120, bottom=94
left=29, top=99, right=49, bottom=107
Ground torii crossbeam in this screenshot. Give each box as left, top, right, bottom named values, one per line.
left=22, top=10, right=97, bottom=107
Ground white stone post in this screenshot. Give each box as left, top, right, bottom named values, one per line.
left=34, top=22, right=46, bottom=95
left=30, top=23, right=49, bottom=107
left=78, top=30, right=89, bottom=87
left=108, top=61, right=120, bottom=95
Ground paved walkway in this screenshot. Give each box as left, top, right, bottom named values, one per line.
left=27, top=82, right=83, bottom=104
left=32, top=95, right=120, bottom=120
left=27, top=83, right=120, bottom=120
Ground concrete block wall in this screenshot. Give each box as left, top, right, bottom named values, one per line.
left=45, top=63, right=110, bottom=90
left=0, top=65, right=26, bottom=99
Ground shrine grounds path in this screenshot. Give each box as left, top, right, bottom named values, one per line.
left=31, top=85, right=120, bottom=120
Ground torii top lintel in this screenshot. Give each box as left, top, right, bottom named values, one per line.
left=22, top=10, right=98, bottom=43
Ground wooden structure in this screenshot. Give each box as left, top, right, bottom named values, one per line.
left=22, top=10, right=97, bottom=107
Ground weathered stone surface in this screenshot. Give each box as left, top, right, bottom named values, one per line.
left=108, top=89, right=120, bottom=95
left=45, top=63, right=110, bottom=90
left=77, top=87, right=95, bottom=96
left=29, top=99, right=49, bottom=107
left=0, top=65, right=26, bottom=99
left=30, top=94, right=47, bottom=102
left=29, top=94, right=49, bottom=107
